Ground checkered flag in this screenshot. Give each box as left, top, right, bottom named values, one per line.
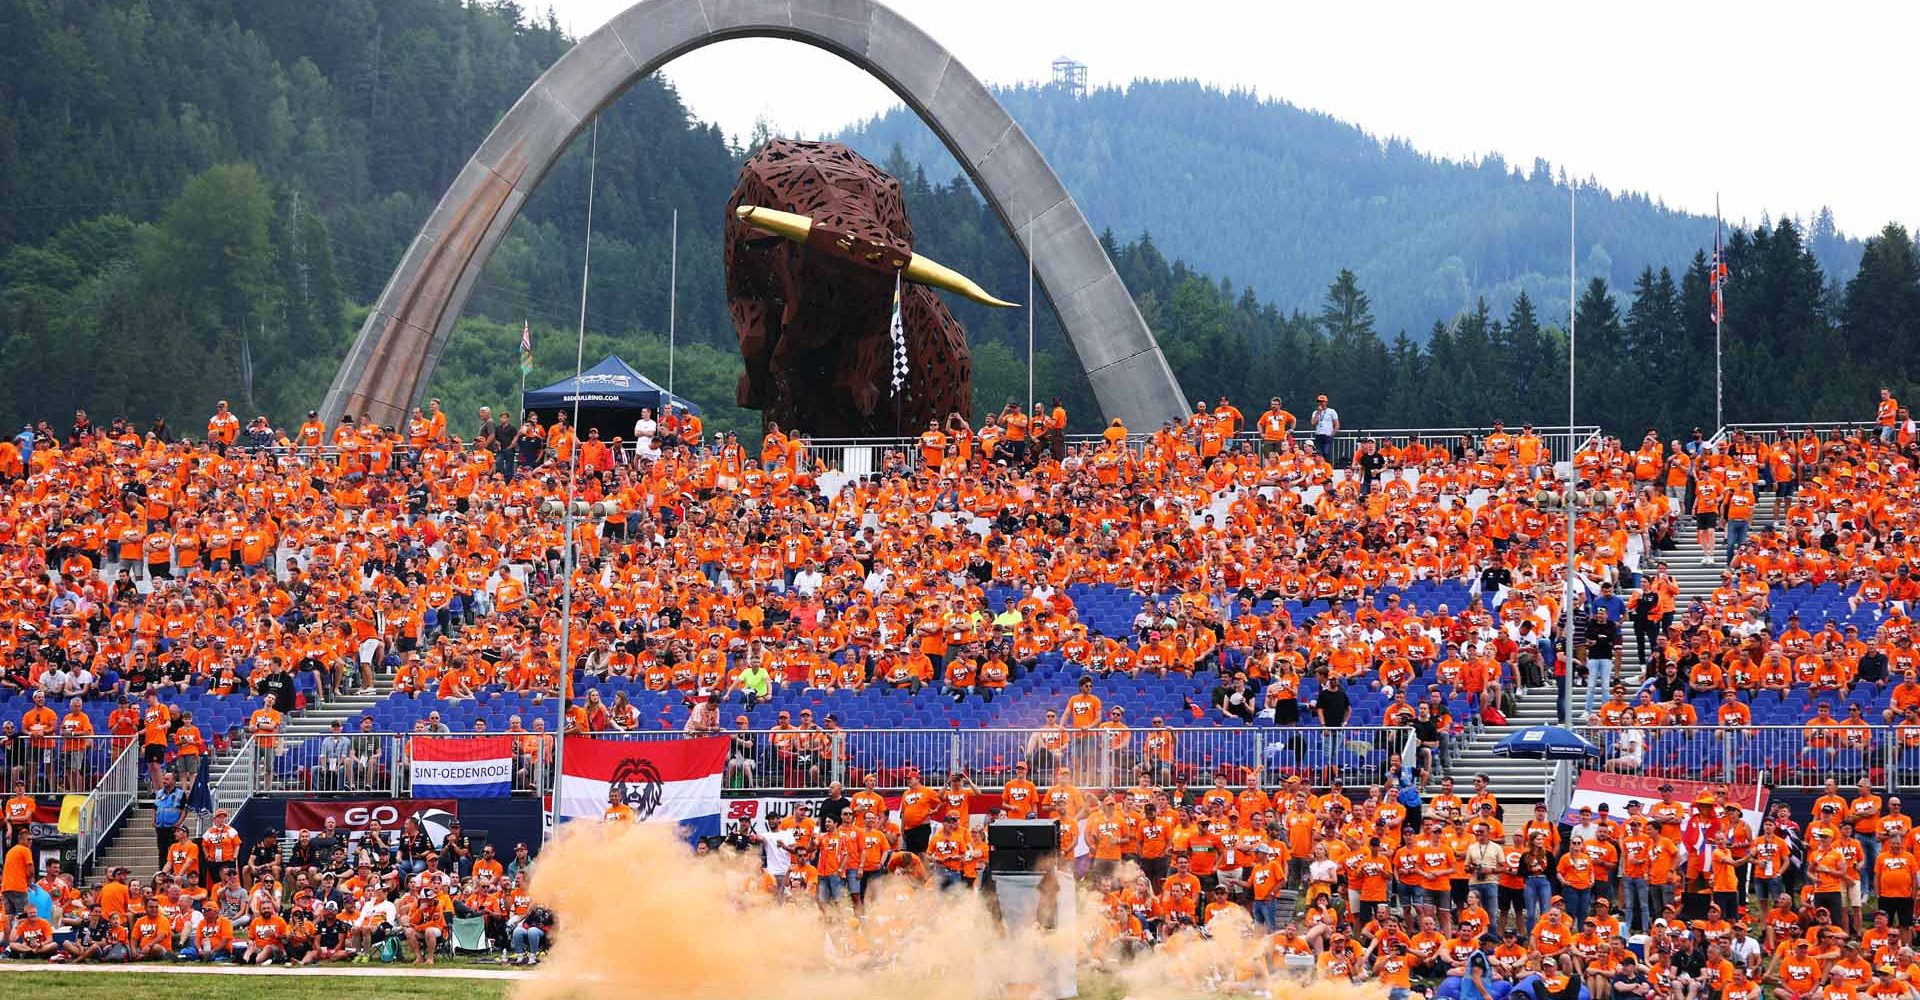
left=888, top=270, right=908, bottom=396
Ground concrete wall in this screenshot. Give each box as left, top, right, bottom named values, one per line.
left=321, top=0, right=1188, bottom=433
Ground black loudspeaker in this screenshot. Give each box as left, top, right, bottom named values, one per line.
left=987, top=819, right=1060, bottom=873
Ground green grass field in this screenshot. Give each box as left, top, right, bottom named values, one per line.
left=0, top=968, right=1126, bottom=999
left=0, top=972, right=514, bottom=999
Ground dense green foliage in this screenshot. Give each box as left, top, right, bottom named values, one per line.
left=0, top=0, right=1915, bottom=443
left=839, top=79, right=1864, bottom=341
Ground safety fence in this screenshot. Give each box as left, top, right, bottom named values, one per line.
left=798, top=426, right=1600, bottom=477
left=1707, top=422, right=1875, bottom=450
left=209, top=738, right=260, bottom=820
left=1576, top=724, right=1920, bottom=791
left=243, top=423, right=1605, bottom=488
left=2, top=734, right=139, bottom=796
left=246, top=726, right=1415, bottom=799
left=75, top=742, right=140, bottom=873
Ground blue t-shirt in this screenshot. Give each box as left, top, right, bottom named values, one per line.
left=154, top=788, right=186, bottom=827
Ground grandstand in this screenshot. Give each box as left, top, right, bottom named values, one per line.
left=8, top=409, right=1918, bottom=881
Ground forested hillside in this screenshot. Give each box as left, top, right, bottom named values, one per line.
left=838, top=80, right=1865, bottom=341
left=1, top=0, right=1915, bottom=442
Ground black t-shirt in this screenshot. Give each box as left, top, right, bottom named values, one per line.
left=316, top=917, right=346, bottom=948
left=1212, top=685, right=1255, bottom=722
left=817, top=795, right=852, bottom=826
left=257, top=672, right=297, bottom=712
left=250, top=839, right=280, bottom=866
left=1317, top=686, right=1351, bottom=726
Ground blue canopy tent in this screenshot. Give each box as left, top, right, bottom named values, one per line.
left=521, top=355, right=699, bottom=442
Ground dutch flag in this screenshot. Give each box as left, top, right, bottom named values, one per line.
left=411, top=736, right=514, bottom=798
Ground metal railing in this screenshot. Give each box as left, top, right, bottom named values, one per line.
left=3, top=735, right=135, bottom=796
left=77, top=741, right=140, bottom=873
left=1707, top=422, right=1874, bottom=450
left=797, top=425, right=1602, bottom=476
left=253, top=733, right=406, bottom=796
left=242, top=726, right=1414, bottom=798
left=1576, top=724, right=1918, bottom=792
left=208, top=737, right=258, bottom=821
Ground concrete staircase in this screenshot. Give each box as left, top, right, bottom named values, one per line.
left=1455, top=493, right=1754, bottom=808
left=85, top=668, right=396, bottom=882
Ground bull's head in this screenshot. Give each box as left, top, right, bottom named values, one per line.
left=733, top=205, right=1017, bottom=309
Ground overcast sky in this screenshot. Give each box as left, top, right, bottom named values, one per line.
left=550, top=0, right=1914, bottom=237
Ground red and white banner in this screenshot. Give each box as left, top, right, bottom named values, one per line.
left=722, top=792, right=1007, bottom=832
left=556, top=736, right=726, bottom=835
left=411, top=736, right=513, bottom=798
left=1565, top=772, right=1767, bottom=834
left=286, top=799, right=459, bottom=846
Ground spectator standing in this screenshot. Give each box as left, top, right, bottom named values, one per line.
left=153, top=771, right=186, bottom=858
left=1311, top=395, right=1340, bottom=460
left=1580, top=608, right=1621, bottom=718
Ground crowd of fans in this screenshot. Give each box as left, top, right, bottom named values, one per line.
left=0, top=385, right=1918, bottom=985
left=719, top=768, right=1920, bottom=1000
left=2, top=809, right=552, bottom=965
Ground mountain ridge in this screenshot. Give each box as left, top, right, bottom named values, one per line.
left=835, top=78, right=1862, bottom=337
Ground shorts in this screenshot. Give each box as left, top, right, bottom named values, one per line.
left=1695, top=512, right=1719, bottom=530
left=901, top=824, right=932, bottom=854
left=1883, top=897, right=1913, bottom=927
left=1428, top=886, right=1453, bottom=910
left=2, top=890, right=27, bottom=916
left=143, top=743, right=167, bottom=765
left=1846, top=880, right=1862, bottom=907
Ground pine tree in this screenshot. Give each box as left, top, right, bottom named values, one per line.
left=1840, top=224, right=1920, bottom=386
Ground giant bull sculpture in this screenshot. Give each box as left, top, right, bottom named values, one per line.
left=725, top=139, right=1013, bottom=437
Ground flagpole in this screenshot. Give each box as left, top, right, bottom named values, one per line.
left=1026, top=213, right=1035, bottom=414
left=667, top=208, right=678, bottom=399
left=1562, top=179, right=1577, bottom=726
left=552, top=117, right=599, bottom=836
left=1714, top=193, right=1724, bottom=433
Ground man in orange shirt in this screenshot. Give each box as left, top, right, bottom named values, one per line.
left=59, top=696, right=94, bottom=792
left=1874, top=834, right=1915, bottom=936
left=20, top=690, right=57, bottom=790
left=1001, top=762, right=1039, bottom=820
left=2, top=781, right=34, bottom=842
left=2, top=828, right=34, bottom=937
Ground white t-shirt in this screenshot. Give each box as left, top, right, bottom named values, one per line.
left=356, top=900, right=397, bottom=929
left=760, top=827, right=799, bottom=877
left=1313, top=407, right=1340, bottom=435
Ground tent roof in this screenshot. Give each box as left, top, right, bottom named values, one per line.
left=521, top=355, right=700, bottom=414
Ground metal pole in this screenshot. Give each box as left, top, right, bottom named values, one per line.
left=1714, top=193, right=1723, bottom=432
left=667, top=208, right=678, bottom=398
left=1026, top=213, right=1035, bottom=414
left=1562, top=181, right=1577, bottom=725
left=552, top=118, right=599, bottom=832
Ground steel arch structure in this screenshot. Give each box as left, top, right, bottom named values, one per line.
left=321, top=0, right=1188, bottom=432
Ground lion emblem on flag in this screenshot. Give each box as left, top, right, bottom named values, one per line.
left=609, top=756, right=665, bottom=821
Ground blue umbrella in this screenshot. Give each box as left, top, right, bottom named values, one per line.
left=1491, top=725, right=1602, bottom=761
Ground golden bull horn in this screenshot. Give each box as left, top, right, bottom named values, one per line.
left=734, top=204, right=1017, bottom=309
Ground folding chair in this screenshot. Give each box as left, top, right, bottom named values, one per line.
left=450, top=916, right=490, bottom=954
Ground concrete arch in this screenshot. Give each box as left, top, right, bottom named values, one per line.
left=321, top=0, right=1188, bottom=432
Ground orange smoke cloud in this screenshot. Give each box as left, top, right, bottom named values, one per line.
left=514, top=822, right=1393, bottom=1000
